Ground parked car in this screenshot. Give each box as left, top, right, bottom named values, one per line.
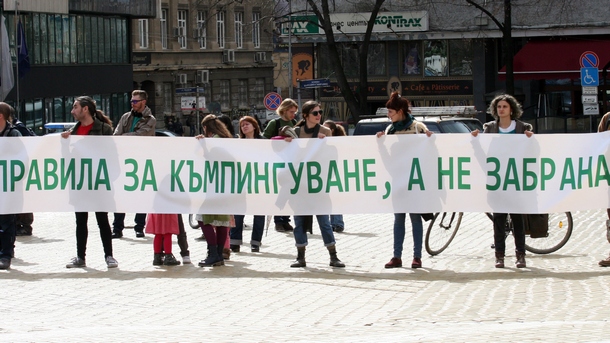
left=352, top=115, right=481, bottom=135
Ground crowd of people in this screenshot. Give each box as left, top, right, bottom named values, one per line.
left=1, top=90, right=610, bottom=271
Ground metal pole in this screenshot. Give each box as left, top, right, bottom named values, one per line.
left=14, top=1, right=19, bottom=117
left=288, top=0, right=292, bottom=99
left=297, top=80, right=301, bottom=112
left=195, top=86, right=200, bottom=135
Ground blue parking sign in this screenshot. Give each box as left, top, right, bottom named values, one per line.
left=580, top=67, right=599, bottom=86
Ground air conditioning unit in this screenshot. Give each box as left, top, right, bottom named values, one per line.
left=196, top=70, right=209, bottom=84
left=254, top=51, right=266, bottom=63
left=173, top=27, right=182, bottom=37
left=222, top=49, right=235, bottom=64
left=176, top=73, right=187, bottom=84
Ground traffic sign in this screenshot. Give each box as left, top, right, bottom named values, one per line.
left=582, top=86, right=598, bottom=95
left=175, top=87, right=205, bottom=94
left=299, top=78, right=331, bottom=89
left=583, top=103, right=599, bottom=116
left=580, top=51, right=599, bottom=68
left=580, top=67, right=599, bottom=86
left=582, top=95, right=598, bottom=104
left=264, top=92, right=282, bottom=111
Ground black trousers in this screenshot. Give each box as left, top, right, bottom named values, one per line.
left=75, top=212, right=113, bottom=259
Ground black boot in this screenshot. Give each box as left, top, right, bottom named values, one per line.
left=163, top=253, right=181, bottom=266
left=290, top=247, right=306, bottom=268
left=199, top=245, right=222, bottom=267
left=327, top=245, right=345, bottom=268
left=515, top=251, right=526, bottom=268
left=153, top=253, right=163, bottom=266
left=216, top=245, right=225, bottom=266
left=495, top=252, right=505, bottom=268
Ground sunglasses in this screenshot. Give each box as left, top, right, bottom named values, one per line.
left=310, top=110, right=323, bottom=116
left=131, top=99, right=144, bottom=104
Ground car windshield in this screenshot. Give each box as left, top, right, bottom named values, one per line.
left=353, top=122, right=390, bottom=136
left=438, top=121, right=471, bottom=133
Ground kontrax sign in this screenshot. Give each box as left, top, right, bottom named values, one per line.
left=283, top=11, right=429, bottom=35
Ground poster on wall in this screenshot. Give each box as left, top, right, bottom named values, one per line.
left=180, top=96, right=206, bottom=111
left=291, top=45, right=314, bottom=87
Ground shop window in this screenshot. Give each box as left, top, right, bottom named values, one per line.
left=449, top=39, right=472, bottom=76
left=423, top=40, right=448, bottom=77
left=367, top=43, right=385, bottom=76
left=402, top=42, right=421, bottom=76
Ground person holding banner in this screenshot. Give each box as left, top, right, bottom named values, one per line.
left=61, top=96, right=119, bottom=269
left=471, top=94, right=533, bottom=268
left=376, top=92, right=432, bottom=269
left=285, top=100, right=345, bottom=268
left=323, top=120, right=347, bottom=233
left=230, top=116, right=266, bottom=253
left=111, top=90, right=156, bottom=239
left=195, top=115, right=234, bottom=267
left=0, top=102, right=21, bottom=270
left=263, top=98, right=298, bottom=233
left=597, top=112, right=610, bottom=267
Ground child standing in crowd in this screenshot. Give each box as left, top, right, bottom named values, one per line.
left=146, top=214, right=181, bottom=266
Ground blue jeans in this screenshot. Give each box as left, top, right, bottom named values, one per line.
left=393, top=213, right=423, bottom=259
left=230, top=215, right=265, bottom=247
left=330, top=215, right=344, bottom=229
left=293, top=215, right=335, bottom=247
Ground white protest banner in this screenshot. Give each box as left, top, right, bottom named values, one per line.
left=0, top=132, right=609, bottom=215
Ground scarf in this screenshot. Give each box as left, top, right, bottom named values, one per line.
left=387, top=114, right=414, bottom=134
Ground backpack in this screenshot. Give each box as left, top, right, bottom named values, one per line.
left=12, top=119, right=36, bottom=136
left=271, top=117, right=297, bottom=137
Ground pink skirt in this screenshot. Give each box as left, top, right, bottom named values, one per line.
left=145, top=214, right=180, bottom=235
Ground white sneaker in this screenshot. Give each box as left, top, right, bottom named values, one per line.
left=182, top=255, right=191, bottom=264
left=106, top=256, right=119, bottom=268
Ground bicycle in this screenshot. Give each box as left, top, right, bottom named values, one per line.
left=424, top=212, right=573, bottom=256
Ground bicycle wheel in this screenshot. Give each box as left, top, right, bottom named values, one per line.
left=525, top=212, right=573, bottom=254
left=188, top=214, right=200, bottom=229
left=425, top=212, right=463, bottom=256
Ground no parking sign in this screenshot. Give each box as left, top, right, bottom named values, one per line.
left=264, top=92, right=282, bottom=111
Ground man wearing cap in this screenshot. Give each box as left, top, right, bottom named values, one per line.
left=111, top=90, right=156, bottom=239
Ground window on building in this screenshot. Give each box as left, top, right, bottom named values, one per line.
left=253, top=78, right=264, bottom=105
left=367, top=43, right=386, bottom=76
left=197, top=10, right=207, bottom=49
left=177, top=10, right=187, bottom=49
left=161, top=9, right=168, bottom=49
left=235, top=11, right=243, bottom=49
left=424, top=40, right=448, bottom=77
left=138, top=19, right=148, bottom=49
left=238, top=79, right=248, bottom=107
left=163, top=83, right=173, bottom=114
left=220, top=80, right=230, bottom=110
left=252, top=12, right=260, bottom=48
left=449, top=39, right=473, bottom=76
left=402, top=42, right=422, bottom=76
left=216, top=11, right=225, bottom=48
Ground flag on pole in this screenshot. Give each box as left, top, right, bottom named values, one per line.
left=0, top=16, right=14, bottom=101
left=17, top=20, right=30, bottom=78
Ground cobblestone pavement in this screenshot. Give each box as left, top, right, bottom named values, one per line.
left=2, top=210, right=610, bottom=342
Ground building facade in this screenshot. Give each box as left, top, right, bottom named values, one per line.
left=0, top=0, right=156, bottom=134
left=279, top=0, right=610, bottom=133
left=132, top=0, right=276, bottom=134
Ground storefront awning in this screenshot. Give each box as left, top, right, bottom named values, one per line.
left=499, top=39, right=610, bottom=80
